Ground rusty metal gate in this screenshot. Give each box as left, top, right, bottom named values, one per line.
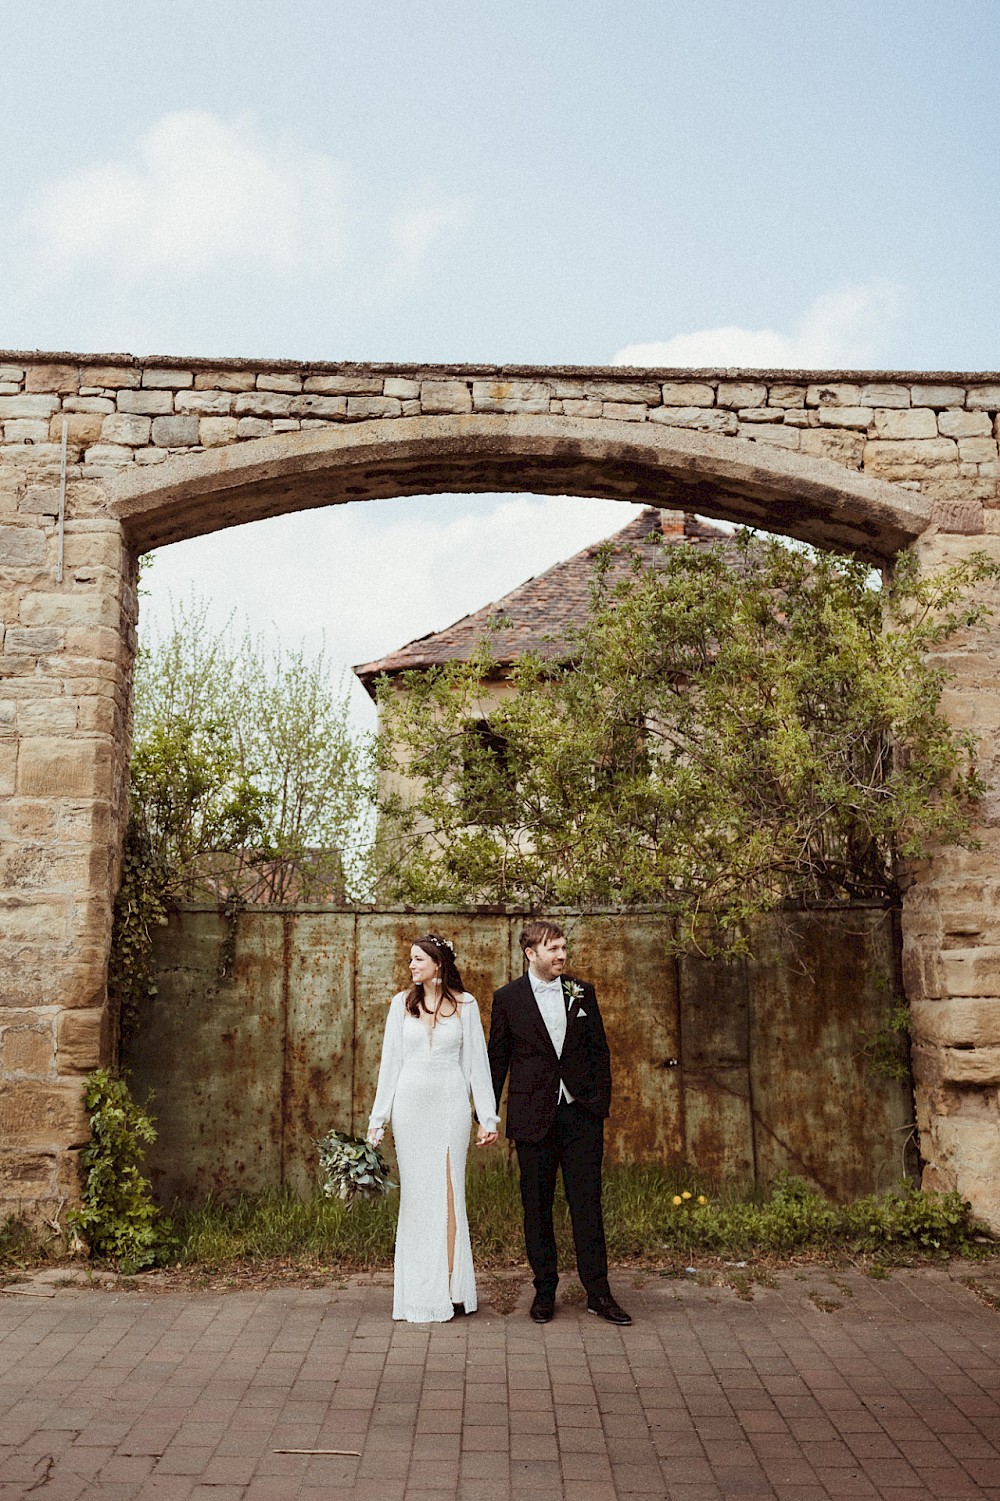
left=125, top=905, right=913, bottom=1205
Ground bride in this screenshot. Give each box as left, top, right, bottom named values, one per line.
left=367, top=933, right=499, bottom=1322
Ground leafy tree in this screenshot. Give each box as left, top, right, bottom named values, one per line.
left=375, top=532, right=996, bottom=951
left=131, top=596, right=374, bottom=904
left=111, top=596, right=374, bottom=1039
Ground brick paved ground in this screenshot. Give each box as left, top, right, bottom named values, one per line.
left=1, top=1266, right=999, bottom=1500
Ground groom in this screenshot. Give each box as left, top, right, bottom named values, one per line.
left=488, top=920, right=631, bottom=1326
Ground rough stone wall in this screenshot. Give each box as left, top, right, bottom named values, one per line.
left=1, top=351, right=1000, bottom=1229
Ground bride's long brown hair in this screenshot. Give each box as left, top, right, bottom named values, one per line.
left=405, top=934, right=466, bottom=1017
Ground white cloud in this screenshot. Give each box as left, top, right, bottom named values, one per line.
left=23, top=110, right=470, bottom=284
left=614, top=283, right=902, bottom=369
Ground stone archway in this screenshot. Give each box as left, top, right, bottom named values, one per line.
left=2, top=352, right=999, bottom=1228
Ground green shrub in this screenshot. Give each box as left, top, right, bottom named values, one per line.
left=68, top=1070, right=171, bottom=1272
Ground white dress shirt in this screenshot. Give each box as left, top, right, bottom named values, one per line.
left=528, top=968, right=575, bottom=1104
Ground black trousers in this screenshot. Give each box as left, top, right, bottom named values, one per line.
left=515, top=1100, right=609, bottom=1299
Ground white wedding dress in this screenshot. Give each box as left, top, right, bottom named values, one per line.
left=368, top=992, right=500, bottom=1323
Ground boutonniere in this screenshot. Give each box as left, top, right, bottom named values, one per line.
left=563, top=979, right=584, bottom=1006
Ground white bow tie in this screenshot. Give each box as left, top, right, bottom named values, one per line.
left=535, top=979, right=562, bottom=994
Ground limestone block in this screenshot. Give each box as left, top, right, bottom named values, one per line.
left=257, top=373, right=302, bottom=392
left=174, top=390, right=233, bottom=415
left=717, top=382, right=766, bottom=409
left=602, top=402, right=646, bottom=421
left=63, top=396, right=115, bottom=414
left=75, top=696, right=117, bottom=734
left=798, top=429, right=858, bottom=462
left=25, top=364, right=78, bottom=395
left=873, top=408, right=937, bottom=439
left=967, top=385, right=1000, bottom=410
left=805, top=383, right=860, bottom=407
left=859, top=383, right=909, bottom=408
left=0, top=525, right=46, bottom=566
left=346, top=396, right=402, bottom=419
left=20, top=486, right=59, bottom=516
left=911, top=998, right=1000, bottom=1049
left=81, top=366, right=141, bottom=389
left=303, top=375, right=382, bottom=395
left=0, top=1016, right=55, bottom=1075
left=420, top=381, right=472, bottom=414
left=938, top=410, right=992, bottom=438
left=17, top=738, right=111, bottom=797
left=21, top=588, right=116, bottom=629
left=740, top=424, right=800, bottom=449
left=100, top=414, right=151, bottom=446
left=915, top=385, right=965, bottom=408
left=655, top=380, right=716, bottom=407
left=236, top=418, right=272, bottom=438
left=383, top=378, right=420, bottom=399
left=0, top=1150, right=58, bottom=1198
left=650, top=407, right=737, bottom=435
left=0, top=366, right=25, bottom=383
left=937, top=947, right=1000, bottom=997
left=811, top=407, right=873, bottom=430
left=0, top=1078, right=89, bottom=1148
left=862, top=438, right=959, bottom=480
left=930, top=1111, right=1000, bottom=1234
left=562, top=399, right=603, bottom=418
left=767, top=384, right=806, bottom=407
left=16, top=700, right=77, bottom=732
left=51, top=414, right=104, bottom=449
left=0, top=395, right=60, bottom=419
left=116, top=390, right=174, bottom=416
left=292, top=394, right=347, bottom=419
left=738, top=408, right=784, bottom=423
left=930, top=500, right=984, bottom=534
left=401, top=400, right=421, bottom=416
left=133, top=449, right=168, bottom=466
left=958, top=437, right=999, bottom=463
left=194, top=369, right=256, bottom=391
left=234, top=392, right=294, bottom=418
left=150, top=416, right=199, bottom=447
left=5, top=627, right=64, bottom=655
left=781, top=410, right=810, bottom=427
left=0, top=383, right=18, bottom=395
left=272, top=419, right=301, bottom=432
left=141, top=368, right=194, bottom=389
left=198, top=418, right=240, bottom=447
left=472, top=381, right=550, bottom=413
left=553, top=380, right=661, bottom=403
left=5, top=420, right=52, bottom=444
left=56, top=1008, right=105, bottom=1073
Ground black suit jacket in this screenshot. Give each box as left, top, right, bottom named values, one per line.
left=488, top=973, right=612, bottom=1143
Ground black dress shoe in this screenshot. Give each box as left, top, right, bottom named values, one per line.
left=587, top=1293, right=632, bottom=1326
left=452, top=1302, right=467, bottom=1317
left=529, top=1292, right=555, bottom=1323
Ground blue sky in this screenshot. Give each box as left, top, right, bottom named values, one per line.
left=3, top=1, right=998, bottom=721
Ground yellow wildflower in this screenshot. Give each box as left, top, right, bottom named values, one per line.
left=681, top=1191, right=692, bottom=1200
left=672, top=1195, right=682, bottom=1206
left=697, top=1195, right=707, bottom=1205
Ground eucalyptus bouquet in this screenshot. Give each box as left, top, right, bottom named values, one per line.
left=317, top=1128, right=395, bottom=1206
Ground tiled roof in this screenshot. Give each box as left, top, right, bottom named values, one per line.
left=354, top=509, right=736, bottom=696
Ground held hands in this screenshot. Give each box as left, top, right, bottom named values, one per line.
left=367, top=1126, right=385, bottom=1147
left=476, top=1129, right=498, bottom=1148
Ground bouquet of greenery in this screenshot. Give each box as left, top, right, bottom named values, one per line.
left=317, top=1128, right=395, bottom=1206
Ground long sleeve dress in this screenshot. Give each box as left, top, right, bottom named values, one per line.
left=368, top=991, right=500, bottom=1323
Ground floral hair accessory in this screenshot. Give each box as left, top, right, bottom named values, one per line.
left=426, top=935, right=455, bottom=957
